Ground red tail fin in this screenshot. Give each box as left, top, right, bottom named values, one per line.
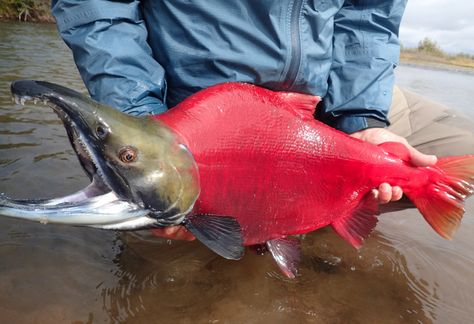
left=407, top=156, right=474, bottom=239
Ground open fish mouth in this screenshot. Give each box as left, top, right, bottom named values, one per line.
left=0, top=81, right=155, bottom=230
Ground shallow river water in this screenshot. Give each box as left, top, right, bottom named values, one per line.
left=1, top=22, right=474, bottom=324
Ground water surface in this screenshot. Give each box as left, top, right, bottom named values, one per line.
left=1, top=22, right=474, bottom=323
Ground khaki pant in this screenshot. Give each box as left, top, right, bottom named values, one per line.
left=388, top=86, right=474, bottom=156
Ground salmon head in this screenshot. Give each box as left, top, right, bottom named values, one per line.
left=0, top=80, right=200, bottom=230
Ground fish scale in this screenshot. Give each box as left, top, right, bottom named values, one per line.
left=154, top=83, right=465, bottom=247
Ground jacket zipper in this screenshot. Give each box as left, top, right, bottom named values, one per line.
left=283, top=0, right=303, bottom=89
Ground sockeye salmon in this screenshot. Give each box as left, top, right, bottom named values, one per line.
left=1, top=80, right=473, bottom=278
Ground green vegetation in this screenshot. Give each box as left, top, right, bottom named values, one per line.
left=0, top=0, right=53, bottom=22
left=401, top=37, right=474, bottom=70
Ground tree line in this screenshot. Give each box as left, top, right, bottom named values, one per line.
left=402, top=37, right=474, bottom=61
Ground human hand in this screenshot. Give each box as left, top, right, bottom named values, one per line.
left=350, top=128, right=438, bottom=204
left=151, top=226, right=196, bottom=241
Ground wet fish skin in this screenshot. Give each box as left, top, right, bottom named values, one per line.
left=2, top=80, right=474, bottom=278
left=156, top=82, right=474, bottom=248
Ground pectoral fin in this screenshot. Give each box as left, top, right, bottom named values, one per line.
left=183, top=214, right=244, bottom=260
left=266, top=237, right=301, bottom=279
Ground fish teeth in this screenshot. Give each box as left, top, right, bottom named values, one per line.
left=75, top=133, right=109, bottom=188
left=12, top=94, right=21, bottom=105
left=12, top=94, right=33, bottom=106
left=78, top=138, right=94, bottom=162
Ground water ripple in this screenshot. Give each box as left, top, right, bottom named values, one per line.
left=378, top=211, right=474, bottom=323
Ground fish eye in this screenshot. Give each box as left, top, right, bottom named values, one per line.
left=96, top=124, right=108, bottom=139
left=119, top=146, right=138, bottom=163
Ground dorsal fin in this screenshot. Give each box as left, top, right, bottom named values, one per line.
left=275, top=91, right=321, bottom=120
left=378, top=142, right=411, bottom=162
left=331, top=192, right=380, bottom=249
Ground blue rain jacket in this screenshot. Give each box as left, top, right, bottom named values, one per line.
left=51, top=0, right=406, bottom=133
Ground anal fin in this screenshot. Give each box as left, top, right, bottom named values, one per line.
left=266, top=237, right=301, bottom=279
left=183, top=214, right=244, bottom=260
left=331, top=192, right=380, bottom=249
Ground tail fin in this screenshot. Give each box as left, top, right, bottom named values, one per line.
left=406, top=156, right=474, bottom=239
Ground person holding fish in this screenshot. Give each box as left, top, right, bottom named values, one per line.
left=50, top=1, right=474, bottom=240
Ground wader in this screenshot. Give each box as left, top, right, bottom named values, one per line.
left=389, top=86, right=474, bottom=156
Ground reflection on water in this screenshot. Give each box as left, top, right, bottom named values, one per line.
left=378, top=203, right=474, bottom=324
left=103, top=229, right=432, bottom=323
left=0, top=21, right=474, bottom=323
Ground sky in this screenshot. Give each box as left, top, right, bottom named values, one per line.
left=400, top=0, right=474, bottom=54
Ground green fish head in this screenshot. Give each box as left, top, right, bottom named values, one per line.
left=9, top=80, right=200, bottom=227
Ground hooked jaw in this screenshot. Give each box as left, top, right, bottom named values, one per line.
left=10, top=80, right=132, bottom=199
left=1, top=80, right=198, bottom=230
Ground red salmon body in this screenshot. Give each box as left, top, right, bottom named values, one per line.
left=7, top=80, right=474, bottom=279
left=155, top=83, right=474, bottom=249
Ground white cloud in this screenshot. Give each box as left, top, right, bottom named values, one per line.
left=400, top=0, right=474, bottom=54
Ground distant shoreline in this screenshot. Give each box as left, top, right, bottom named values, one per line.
left=0, top=13, right=56, bottom=24
left=0, top=16, right=54, bottom=23
left=0, top=0, right=53, bottom=23
left=399, top=59, right=474, bottom=75
left=400, top=52, right=474, bottom=73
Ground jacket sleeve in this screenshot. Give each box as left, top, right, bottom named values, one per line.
left=51, top=0, right=168, bottom=116
left=322, top=0, right=407, bottom=133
